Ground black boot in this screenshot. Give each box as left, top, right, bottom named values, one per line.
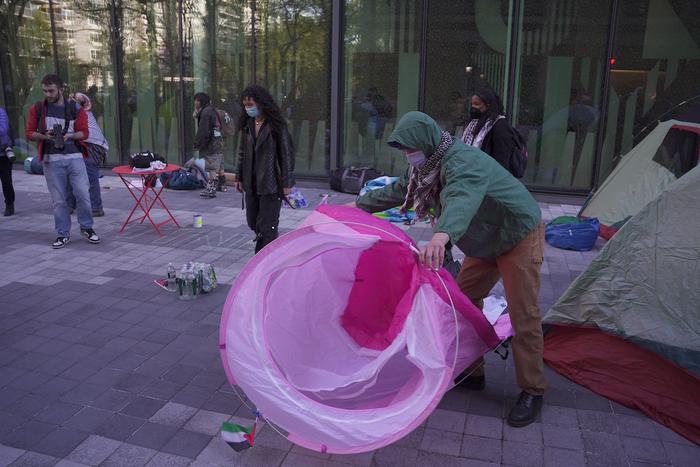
left=507, top=391, right=543, bottom=427
left=3, top=203, right=13, bottom=216
left=217, top=175, right=228, bottom=192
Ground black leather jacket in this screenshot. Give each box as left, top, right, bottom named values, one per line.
left=237, top=119, right=295, bottom=196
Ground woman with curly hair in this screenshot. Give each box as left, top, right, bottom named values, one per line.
left=235, top=85, right=295, bottom=253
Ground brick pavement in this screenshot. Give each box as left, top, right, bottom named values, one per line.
left=0, top=170, right=697, bottom=467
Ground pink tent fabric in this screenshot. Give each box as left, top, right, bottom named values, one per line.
left=219, top=205, right=512, bottom=454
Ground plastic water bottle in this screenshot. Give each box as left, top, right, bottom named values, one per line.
left=177, top=267, right=192, bottom=300
left=187, top=269, right=198, bottom=298
left=166, top=263, right=177, bottom=292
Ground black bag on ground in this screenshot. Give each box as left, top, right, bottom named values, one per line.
left=330, top=166, right=384, bottom=194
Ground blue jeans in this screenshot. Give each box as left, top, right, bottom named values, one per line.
left=67, top=157, right=102, bottom=211
left=44, top=158, right=93, bottom=237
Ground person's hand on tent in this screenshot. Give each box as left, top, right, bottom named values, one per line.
left=419, top=232, right=450, bottom=270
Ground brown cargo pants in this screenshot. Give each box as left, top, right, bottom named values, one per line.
left=456, top=223, right=547, bottom=396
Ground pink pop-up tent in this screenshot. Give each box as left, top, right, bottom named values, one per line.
left=219, top=205, right=513, bottom=454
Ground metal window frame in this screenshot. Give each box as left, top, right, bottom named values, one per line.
left=329, top=0, right=344, bottom=172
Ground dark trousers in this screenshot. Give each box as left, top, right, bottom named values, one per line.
left=0, top=156, right=15, bottom=205
left=245, top=193, right=282, bottom=253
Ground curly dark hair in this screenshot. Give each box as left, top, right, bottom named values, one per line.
left=473, top=87, right=504, bottom=120
left=237, top=85, right=286, bottom=138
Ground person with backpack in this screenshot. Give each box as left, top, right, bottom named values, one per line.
left=0, top=106, right=16, bottom=216
left=234, top=85, right=295, bottom=253
left=354, top=111, right=546, bottom=428
left=461, top=87, right=527, bottom=178
left=193, top=92, right=229, bottom=198
left=66, top=92, right=108, bottom=217
left=26, top=74, right=100, bottom=248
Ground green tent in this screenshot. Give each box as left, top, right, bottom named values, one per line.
left=580, top=119, right=700, bottom=238
left=544, top=165, right=700, bottom=444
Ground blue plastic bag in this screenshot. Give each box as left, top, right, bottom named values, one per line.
left=545, top=218, right=600, bottom=251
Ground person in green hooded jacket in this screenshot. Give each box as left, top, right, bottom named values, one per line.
left=355, top=111, right=546, bottom=427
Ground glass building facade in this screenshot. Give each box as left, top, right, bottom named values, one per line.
left=1, top=0, right=698, bottom=193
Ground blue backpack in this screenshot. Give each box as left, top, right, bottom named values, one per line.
left=160, top=169, right=203, bottom=190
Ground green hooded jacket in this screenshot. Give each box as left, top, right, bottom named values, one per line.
left=356, top=111, right=541, bottom=258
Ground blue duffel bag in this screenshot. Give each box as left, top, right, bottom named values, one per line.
left=545, top=217, right=600, bottom=252
left=160, top=169, right=203, bottom=190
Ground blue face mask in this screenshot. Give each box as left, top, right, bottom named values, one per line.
left=406, top=150, right=427, bottom=168
left=245, top=106, right=259, bottom=118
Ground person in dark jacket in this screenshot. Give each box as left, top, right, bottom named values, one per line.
left=0, top=106, right=16, bottom=216
left=356, top=111, right=546, bottom=428
left=460, top=88, right=514, bottom=174
left=234, top=85, right=295, bottom=253
left=193, top=92, right=225, bottom=198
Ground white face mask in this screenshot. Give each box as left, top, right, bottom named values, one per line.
left=406, top=150, right=427, bottom=168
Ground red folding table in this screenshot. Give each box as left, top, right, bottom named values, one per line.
left=112, top=164, right=182, bottom=235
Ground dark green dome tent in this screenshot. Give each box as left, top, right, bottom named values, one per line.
left=544, top=165, right=700, bottom=445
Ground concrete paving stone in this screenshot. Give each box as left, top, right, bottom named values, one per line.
left=540, top=404, right=578, bottom=427
left=142, top=452, right=191, bottom=467
left=0, top=412, right=27, bottom=436
left=577, top=409, right=618, bottom=434
left=416, top=451, right=498, bottom=467
left=656, top=424, right=694, bottom=446
left=34, top=401, right=83, bottom=425
left=426, top=409, right=467, bottom=433
left=144, top=329, right=179, bottom=345
left=615, top=414, right=659, bottom=440
left=94, top=412, right=145, bottom=441
left=6, top=372, right=53, bottom=393
left=126, top=423, right=179, bottom=451
left=463, top=415, right=503, bottom=440
left=75, top=331, right=114, bottom=348
left=8, top=352, right=47, bottom=371
left=106, top=352, right=149, bottom=371
left=56, top=329, right=93, bottom=345
left=183, top=409, right=232, bottom=437
left=0, top=444, right=25, bottom=466
left=34, top=356, right=76, bottom=377
left=59, top=364, right=101, bottom=383
left=541, top=424, right=583, bottom=450
left=189, top=371, right=227, bottom=391
left=7, top=451, right=59, bottom=467
left=138, top=379, right=186, bottom=401
left=64, top=407, right=113, bottom=433
left=54, top=460, right=92, bottom=467
left=33, top=426, right=90, bottom=458
left=171, top=384, right=216, bottom=409
left=201, top=391, right=242, bottom=415
left=161, top=364, right=201, bottom=385
left=419, top=428, right=462, bottom=456
left=280, top=453, right=329, bottom=467
left=10, top=335, right=46, bottom=352
left=466, top=393, right=505, bottom=419
left=61, top=345, right=101, bottom=362
left=0, top=387, right=25, bottom=411
left=392, top=425, right=425, bottom=449
left=89, top=389, right=134, bottom=412
left=501, top=440, right=543, bottom=467
left=621, top=436, right=669, bottom=464
left=120, top=397, right=167, bottom=419
left=119, top=325, right=153, bottom=341
left=437, top=389, right=470, bottom=412
left=663, top=441, right=700, bottom=467
left=33, top=377, right=80, bottom=398
left=581, top=431, right=627, bottom=465
left=540, top=388, right=577, bottom=409
left=610, top=401, right=645, bottom=418
left=574, top=389, right=612, bottom=412
left=503, top=422, right=543, bottom=445
left=160, top=429, right=211, bottom=459
left=113, top=372, right=155, bottom=393
left=132, top=355, right=172, bottom=377
left=149, top=403, right=197, bottom=428
left=0, top=420, right=56, bottom=451
left=460, top=434, right=501, bottom=462
left=66, top=435, right=121, bottom=466
left=100, top=443, right=157, bottom=467
left=102, top=336, right=139, bottom=353
left=5, top=393, right=53, bottom=417
left=372, top=445, right=419, bottom=466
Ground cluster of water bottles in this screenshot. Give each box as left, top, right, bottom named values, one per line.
left=165, top=262, right=218, bottom=300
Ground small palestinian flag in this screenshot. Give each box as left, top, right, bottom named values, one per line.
left=221, top=420, right=257, bottom=452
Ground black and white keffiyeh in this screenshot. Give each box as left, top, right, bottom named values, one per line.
left=400, top=130, right=453, bottom=221
left=461, top=115, right=504, bottom=148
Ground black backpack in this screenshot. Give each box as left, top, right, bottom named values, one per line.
left=505, top=125, right=528, bottom=179
left=330, top=166, right=384, bottom=194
